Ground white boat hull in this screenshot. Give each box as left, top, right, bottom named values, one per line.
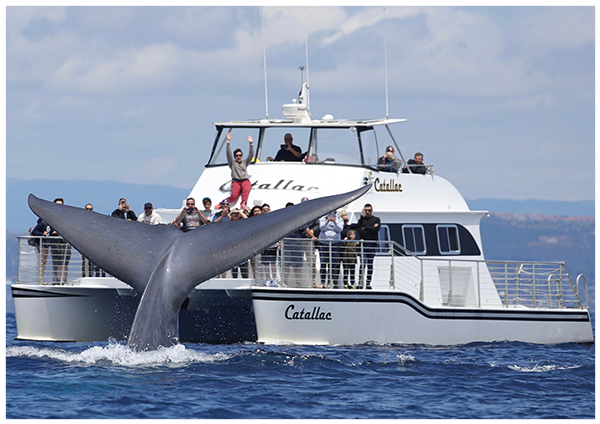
left=251, top=288, right=594, bottom=345
left=11, top=280, right=258, bottom=343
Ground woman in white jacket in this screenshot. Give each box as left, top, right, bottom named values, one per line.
left=318, top=210, right=344, bottom=288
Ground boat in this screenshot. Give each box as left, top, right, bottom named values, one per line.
left=11, top=78, right=594, bottom=346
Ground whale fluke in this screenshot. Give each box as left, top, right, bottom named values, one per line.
left=28, top=184, right=371, bottom=351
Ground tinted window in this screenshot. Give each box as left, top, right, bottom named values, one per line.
left=402, top=225, right=426, bottom=254
left=437, top=225, right=461, bottom=254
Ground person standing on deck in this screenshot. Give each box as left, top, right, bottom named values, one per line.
left=218, top=132, right=254, bottom=210
left=353, top=204, right=380, bottom=289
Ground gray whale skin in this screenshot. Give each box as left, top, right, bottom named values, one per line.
left=28, top=185, right=370, bottom=351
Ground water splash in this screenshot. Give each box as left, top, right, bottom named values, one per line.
left=6, top=341, right=232, bottom=367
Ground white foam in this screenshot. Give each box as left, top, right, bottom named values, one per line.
left=508, top=364, right=582, bottom=373
left=396, top=353, right=416, bottom=364
left=6, top=342, right=233, bottom=367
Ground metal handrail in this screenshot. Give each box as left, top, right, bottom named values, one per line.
left=16, top=235, right=586, bottom=310
left=576, top=274, right=588, bottom=309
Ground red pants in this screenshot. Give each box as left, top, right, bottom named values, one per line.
left=226, top=179, right=251, bottom=209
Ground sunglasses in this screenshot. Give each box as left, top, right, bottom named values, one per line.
left=284, top=138, right=292, bottom=141
left=235, top=153, right=242, bottom=157
left=187, top=203, right=194, bottom=206
left=145, top=207, right=152, bottom=210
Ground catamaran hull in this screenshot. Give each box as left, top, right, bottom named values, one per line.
left=251, top=288, right=594, bottom=345
left=11, top=284, right=257, bottom=343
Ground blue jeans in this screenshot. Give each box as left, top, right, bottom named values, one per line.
left=359, top=244, right=376, bottom=287
left=318, top=241, right=340, bottom=288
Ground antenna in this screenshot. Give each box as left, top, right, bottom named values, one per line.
left=304, top=10, right=310, bottom=115
left=384, top=7, right=389, bottom=120
left=261, top=8, right=269, bottom=119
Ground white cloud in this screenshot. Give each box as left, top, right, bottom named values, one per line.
left=47, top=43, right=190, bottom=94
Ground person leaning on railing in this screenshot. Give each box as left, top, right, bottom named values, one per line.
left=402, top=152, right=427, bottom=175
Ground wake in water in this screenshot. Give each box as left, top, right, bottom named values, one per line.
left=6, top=340, right=585, bottom=374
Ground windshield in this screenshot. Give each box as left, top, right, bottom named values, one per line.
left=208, top=125, right=393, bottom=168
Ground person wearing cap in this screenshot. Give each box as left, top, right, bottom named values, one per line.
left=137, top=202, right=161, bottom=225
left=213, top=199, right=231, bottom=223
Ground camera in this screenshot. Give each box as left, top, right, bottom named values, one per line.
left=187, top=207, right=194, bottom=213
left=280, top=144, right=287, bottom=149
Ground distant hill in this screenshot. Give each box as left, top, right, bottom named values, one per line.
left=466, top=198, right=594, bottom=217
left=8, top=178, right=189, bottom=232
left=6, top=178, right=595, bottom=232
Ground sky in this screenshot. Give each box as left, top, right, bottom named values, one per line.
left=6, top=6, right=595, bottom=202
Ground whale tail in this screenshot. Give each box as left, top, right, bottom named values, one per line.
left=28, top=184, right=372, bottom=351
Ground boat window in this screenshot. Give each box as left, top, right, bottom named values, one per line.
left=209, top=128, right=314, bottom=165
left=258, top=128, right=312, bottom=163
left=358, top=128, right=380, bottom=168
left=402, top=225, right=426, bottom=255
left=311, top=128, right=364, bottom=166
left=209, top=128, right=262, bottom=165
left=377, top=225, right=391, bottom=254
left=437, top=225, right=461, bottom=255
left=378, top=224, right=390, bottom=241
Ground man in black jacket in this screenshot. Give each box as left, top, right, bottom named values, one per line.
left=111, top=198, right=137, bottom=221
left=354, top=204, right=380, bottom=289
left=402, top=152, right=427, bottom=175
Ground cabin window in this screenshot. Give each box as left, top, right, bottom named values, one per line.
left=437, top=225, right=461, bottom=255
left=377, top=225, right=391, bottom=254
left=402, top=225, right=426, bottom=255
left=378, top=224, right=390, bottom=241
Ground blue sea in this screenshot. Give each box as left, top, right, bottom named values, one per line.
left=5, top=291, right=595, bottom=419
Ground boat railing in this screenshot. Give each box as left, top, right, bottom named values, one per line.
left=249, top=238, right=586, bottom=310
left=16, top=235, right=586, bottom=310
left=16, top=236, right=107, bottom=285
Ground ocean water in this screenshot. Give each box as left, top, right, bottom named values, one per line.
left=5, top=307, right=595, bottom=420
